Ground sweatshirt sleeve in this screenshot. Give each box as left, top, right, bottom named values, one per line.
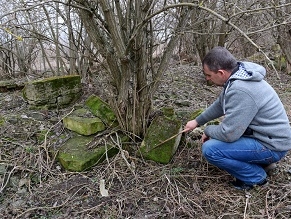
left=196, top=91, right=225, bottom=125
left=204, top=88, right=258, bottom=142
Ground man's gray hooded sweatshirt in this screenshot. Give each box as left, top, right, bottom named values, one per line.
left=196, top=61, right=291, bottom=151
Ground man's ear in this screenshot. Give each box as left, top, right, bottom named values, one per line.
left=217, top=69, right=224, bottom=76
left=218, top=69, right=230, bottom=77
left=217, top=69, right=230, bottom=81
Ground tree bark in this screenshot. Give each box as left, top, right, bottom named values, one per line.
left=75, top=0, right=192, bottom=138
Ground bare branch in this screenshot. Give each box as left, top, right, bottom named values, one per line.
left=0, top=0, right=90, bottom=21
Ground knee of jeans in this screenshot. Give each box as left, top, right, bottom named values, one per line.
left=202, top=141, right=215, bottom=160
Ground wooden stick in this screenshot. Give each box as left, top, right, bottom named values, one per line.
left=148, top=129, right=189, bottom=151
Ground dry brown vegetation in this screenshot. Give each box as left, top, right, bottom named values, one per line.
left=1, top=63, right=291, bottom=218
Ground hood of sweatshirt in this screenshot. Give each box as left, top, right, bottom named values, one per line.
left=229, top=61, right=266, bottom=82
left=222, top=61, right=266, bottom=114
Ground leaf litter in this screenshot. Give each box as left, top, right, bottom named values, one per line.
left=1, top=63, right=291, bottom=218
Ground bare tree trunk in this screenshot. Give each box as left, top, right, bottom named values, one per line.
left=79, top=35, right=92, bottom=78
left=190, top=1, right=227, bottom=62
left=75, top=0, right=192, bottom=138
left=278, top=29, right=291, bottom=73
left=65, top=4, right=78, bottom=75
left=43, top=4, right=66, bottom=76
left=275, top=1, right=291, bottom=73
left=26, top=11, right=55, bottom=75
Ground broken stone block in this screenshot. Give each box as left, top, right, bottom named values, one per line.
left=63, top=108, right=105, bottom=135
left=189, top=108, right=220, bottom=125
left=22, top=75, right=82, bottom=108
left=0, top=79, right=26, bottom=92
left=57, top=135, right=119, bottom=172
left=63, top=116, right=105, bottom=136
left=139, top=108, right=182, bottom=164
left=189, top=108, right=204, bottom=120
left=85, top=95, right=118, bottom=127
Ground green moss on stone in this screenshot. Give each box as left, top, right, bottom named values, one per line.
left=85, top=95, right=118, bottom=127
left=189, top=109, right=204, bottom=120
left=162, top=107, right=175, bottom=118
left=57, top=136, right=119, bottom=172
left=63, top=116, right=105, bottom=136
left=140, top=115, right=182, bottom=164
left=33, top=75, right=81, bottom=89
left=71, top=108, right=93, bottom=117
left=189, top=109, right=220, bottom=125
left=22, top=75, right=82, bottom=108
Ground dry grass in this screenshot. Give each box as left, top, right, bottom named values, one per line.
left=1, top=64, right=291, bottom=218
left=1, top=129, right=291, bottom=218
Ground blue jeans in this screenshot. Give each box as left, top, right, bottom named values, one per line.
left=202, top=137, right=287, bottom=185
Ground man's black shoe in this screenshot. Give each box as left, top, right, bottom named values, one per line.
left=262, top=163, right=277, bottom=175
left=231, top=178, right=268, bottom=190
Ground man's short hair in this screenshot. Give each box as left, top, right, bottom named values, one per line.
left=202, top=47, right=237, bottom=72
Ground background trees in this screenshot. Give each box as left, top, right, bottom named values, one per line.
left=1, top=0, right=291, bottom=138
left=74, top=0, right=194, bottom=138
left=1, top=2, right=291, bottom=217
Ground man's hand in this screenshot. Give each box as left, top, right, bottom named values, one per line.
left=201, top=133, right=210, bottom=143
left=183, top=119, right=199, bottom=132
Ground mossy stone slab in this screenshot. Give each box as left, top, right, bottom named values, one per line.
left=189, top=108, right=220, bottom=125
left=58, top=135, right=119, bottom=172
left=0, top=79, right=26, bottom=92
left=22, top=75, right=81, bottom=108
left=63, top=116, right=105, bottom=136
left=85, top=95, right=118, bottom=127
left=140, top=115, right=182, bottom=164
left=189, top=108, right=204, bottom=120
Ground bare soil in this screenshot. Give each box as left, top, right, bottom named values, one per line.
left=1, top=63, right=291, bottom=219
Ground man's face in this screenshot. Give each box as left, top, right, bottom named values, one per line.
left=203, top=64, right=226, bottom=86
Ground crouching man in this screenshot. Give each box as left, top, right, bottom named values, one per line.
left=184, top=47, right=291, bottom=190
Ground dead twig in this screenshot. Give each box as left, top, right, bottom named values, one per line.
left=14, top=185, right=88, bottom=219
left=244, top=193, right=251, bottom=219
left=110, top=132, right=136, bottom=176
left=148, top=129, right=188, bottom=152
left=0, top=166, right=18, bottom=193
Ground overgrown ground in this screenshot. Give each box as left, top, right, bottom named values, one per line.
left=1, top=63, right=291, bottom=218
